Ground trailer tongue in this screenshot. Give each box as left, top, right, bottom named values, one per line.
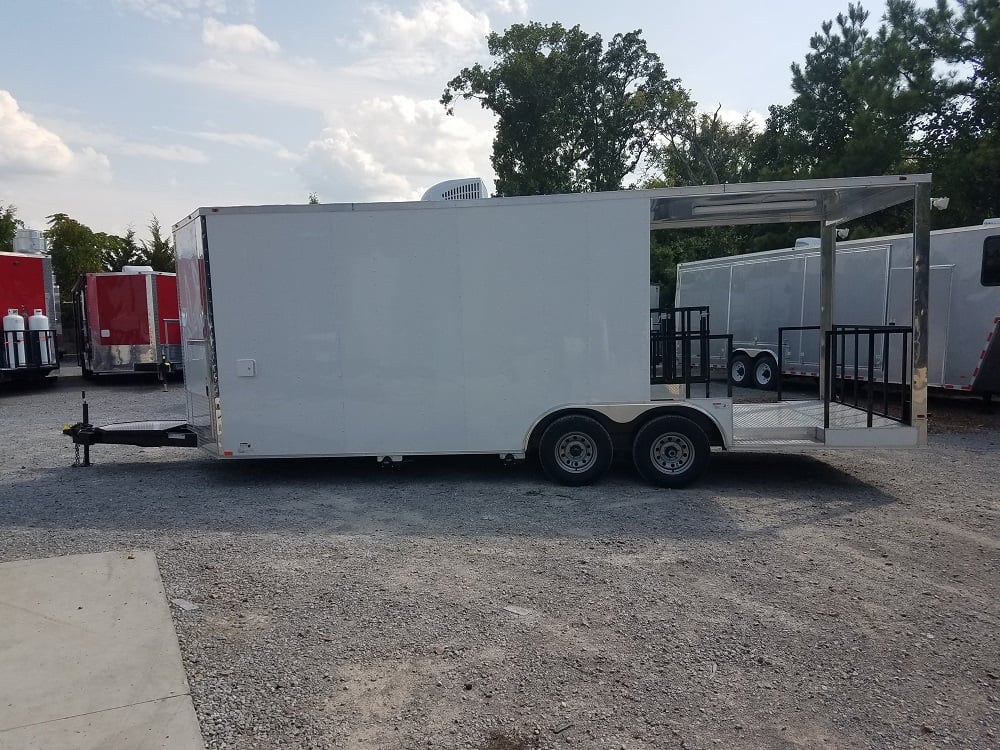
left=63, top=392, right=197, bottom=467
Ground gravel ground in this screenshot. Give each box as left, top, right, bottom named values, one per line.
left=1, top=372, right=998, bottom=749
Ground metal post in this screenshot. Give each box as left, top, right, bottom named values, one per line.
left=82, top=391, right=91, bottom=467
left=777, top=327, right=784, bottom=402
left=823, top=331, right=832, bottom=429
left=818, top=222, right=837, bottom=400
left=867, top=333, right=876, bottom=428
left=912, top=182, right=931, bottom=445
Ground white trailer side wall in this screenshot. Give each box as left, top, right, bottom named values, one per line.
left=190, top=196, right=650, bottom=458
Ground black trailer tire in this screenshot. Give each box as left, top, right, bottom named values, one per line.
left=632, top=415, right=710, bottom=488
left=538, top=415, right=614, bottom=486
left=753, top=353, right=778, bottom=390
left=729, top=353, right=753, bottom=387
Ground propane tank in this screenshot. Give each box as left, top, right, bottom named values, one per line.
left=3, top=309, right=26, bottom=368
left=28, top=309, right=52, bottom=365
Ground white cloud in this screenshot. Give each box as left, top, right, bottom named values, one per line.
left=118, top=142, right=209, bottom=163
left=146, top=56, right=368, bottom=111
left=0, top=90, right=111, bottom=179
left=114, top=0, right=229, bottom=22
left=298, top=95, right=493, bottom=202
left=38, top=116, right=209, bottom=166
left=169, top=129, right=300, bottom=161
left=202, top=18, right=279, bottom=56
left=484, top=0, right=527, bottom=14
left=346, top=0, right=490, bottom=78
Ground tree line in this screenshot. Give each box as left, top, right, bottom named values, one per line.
left=442, top=1, right=1000, bottom=292
left=0, top=206, right=174, bottom=293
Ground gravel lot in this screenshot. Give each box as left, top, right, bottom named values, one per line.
left=2, top=372, right=999, bottom=749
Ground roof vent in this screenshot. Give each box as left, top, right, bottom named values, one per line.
left=794, top=237, right=821, bottom=249
left=421, top=178, right=488, bottom=201
left=121, top=265, right=156, bottom=274
left=984, top=218, right=1000, bottom=225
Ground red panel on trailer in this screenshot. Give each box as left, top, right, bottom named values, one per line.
left=155, top=274, right=179, bottom=346
left=90, top=274, right=151, bottom=346
left=0, top=253, right=46, bottom=315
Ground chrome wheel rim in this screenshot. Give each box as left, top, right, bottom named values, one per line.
left=649, top=433, right=694, bottom=475
left=555, top=432, right=598, bottom=474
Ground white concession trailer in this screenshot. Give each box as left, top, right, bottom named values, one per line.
left=66, top=175, right=934, bottom=487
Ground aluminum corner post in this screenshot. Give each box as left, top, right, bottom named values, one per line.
left=912, top=181, right=931, bottom=445
left=818, top=222, right=838, bottom=400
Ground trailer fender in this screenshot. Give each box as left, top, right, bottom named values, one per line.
left=525, top=402, right=730, bottom=454
left=732, top=346, right=776, bottom=362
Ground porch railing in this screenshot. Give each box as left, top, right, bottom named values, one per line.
left=651, top=306, right=733, bottom=398
left=776, top=324, right=912, bottom=428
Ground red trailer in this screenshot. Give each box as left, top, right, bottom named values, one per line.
left=74, top=267, right=182, bottom=377
left=1, top=250, right=60, bottom=383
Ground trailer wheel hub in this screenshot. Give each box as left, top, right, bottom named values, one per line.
left=555, top=432, right=598, bottom=473
left=650, top=433, right=694, bottom=474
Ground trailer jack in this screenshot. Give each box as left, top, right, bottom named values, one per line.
left=64, top=391, right=94, bottom=467
left=157, top=356, right=172, bottom=392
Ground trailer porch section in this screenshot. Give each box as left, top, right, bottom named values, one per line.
left=644, top=173, right=931, bottom=449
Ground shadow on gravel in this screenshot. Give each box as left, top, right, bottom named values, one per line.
left=0, top=377, right=60, bottom=397
left=2, top=448, right=895, bottom=541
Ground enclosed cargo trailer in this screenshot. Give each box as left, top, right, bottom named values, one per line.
left=675, top=223, right=1000, bottom=396
left=66, top=176, right=934, bottom=486
left=74, top=267, right=182, bottom=377
left=1, top=250, right=59, bottom=383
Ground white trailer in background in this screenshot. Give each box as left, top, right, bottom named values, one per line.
left=675, top=223, right=1000, bottom=397
left=66, top=175, right=934, bottom=487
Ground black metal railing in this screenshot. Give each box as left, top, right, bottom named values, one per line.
left=777, top=324, right=912, bottom=427
left=651, top=306, right=733, bottom=398
left=776, top=325, right=820, bottom=402
left=826, top=325, right=912, bottom=428
left=1, top=328, right=59, bottom=370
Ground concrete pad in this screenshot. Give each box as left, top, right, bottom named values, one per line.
left=0, top=550, right=203, bottom=749
left=0, top=695, right=202, bottom=750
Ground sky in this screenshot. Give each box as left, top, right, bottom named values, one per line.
left=1, top=0, right=904, bottom=237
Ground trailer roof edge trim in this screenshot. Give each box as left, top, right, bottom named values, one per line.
left=647, top=174, right=930, bottom=229
left=172, top=174, right=931, bottom=232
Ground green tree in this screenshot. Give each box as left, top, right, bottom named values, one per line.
left=442, top=22, right=691, bottom=195
left=100, top=227, right=140, bottom=271
left=1, top=203, right=23, bottom=252
left=45, top=213, right=102, bottom=292
left=908, top=0, right=1000, bottom=224
left=139, top=215, right=174, bottom=272
left=308, top=192, right=319, bottom=204
left=754, top=0, right=1000, bottom=227
left=752, top=3, right=917, bottom=181
left=642, top=108, right=761, bottom=291
left=647, top=107, right=760, bottom=188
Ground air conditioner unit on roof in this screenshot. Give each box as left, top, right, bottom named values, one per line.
left=421, top=178, right=488, bottom=202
